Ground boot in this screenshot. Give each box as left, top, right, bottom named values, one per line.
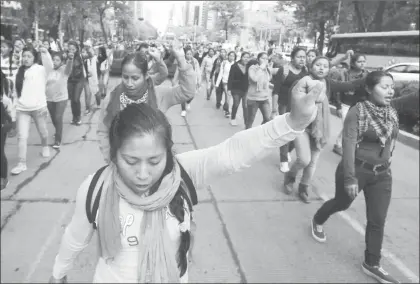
left=298, top=183, right=311, bottom=204
left=283, top=173, right=296, bottom=195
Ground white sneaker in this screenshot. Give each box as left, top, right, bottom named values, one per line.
left=186, top=103, right=191, bottom=110
left=11, top=163, right=27, bottom=175
left=280, top=162, right=290, bottom=173
left=288, top=153, right=292, bottom=162
left=42, top=146, right=50, bottom=157
left=181, top=111, right=187, bottom=117
left=230, top=119, right=238, bottom=126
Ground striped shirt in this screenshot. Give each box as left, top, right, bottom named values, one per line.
left=1, top=54, right=21, bottom=82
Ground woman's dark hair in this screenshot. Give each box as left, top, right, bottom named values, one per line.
left=307, top=49, right=321, bottom=57
left=183, top=46, right=193, bottom=55
left=227, top=50, right=237, bottom=61
left=257, top=52, right=267, bottom=62
left=109, top=103, right=191, bottom=277
left=240, top=51, right=250, bottom=61
left=15, top=47, right=38, bottom=98
left=290, top=47, right=307, bottom=59
left=67, top=40, right=80, bottom=52
left=354, top=70, right=393, bottom=102
left=207, top=48, right=215, bottom=55
left=350, top=53, right=366, bottom=70
left=51, top=51, right=66, bottom=63
left=97, top=46, right=108, bottom=65
left=310, top=56, right=331, bottom=68
left=1, top=40, right=14, bottom=77
left=121, top=51, right=148, bottom=75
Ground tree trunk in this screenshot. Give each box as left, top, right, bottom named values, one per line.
left=48, top=9, right=61, bottom=40
left=371, top=1, right=386, bottom=32
left=99, top=8, right=108, bottom=42
left=317, top=20, right=325, bottom=54
left=353, top=1, right=366, bottom=32
left=225, top=19, right=228, bottom=41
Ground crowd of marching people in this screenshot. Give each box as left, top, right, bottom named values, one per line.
left=1, top=34, right=406, bottom=284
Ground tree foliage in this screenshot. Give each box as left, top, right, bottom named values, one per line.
left=208, top=1, right=244, bottom=40
left=277, top=0, right=419, bottom=53
left=3, top=0, right=142, bottom=42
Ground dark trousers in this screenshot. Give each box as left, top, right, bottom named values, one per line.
left=231, top=90, right=247, bottom=124
left=1, top=128, right=7, bottom=178
left=47, top=100, right=68, bottom=143
left=181, top=99, right=193, bottom=111
left=83, top=78, right=92, bottom=111
left=67, top=80, right=85, bottom=121
left=245, top=99, right=271, bottom=129
left=215, top=82, right=224, bottom=109
left=314, top=161, right=392, bottom=266
left=278, top=103, right=294, bottom=162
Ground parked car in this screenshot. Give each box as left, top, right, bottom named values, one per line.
left=383, top=63, right=419, bottom=83
left=110, top=50, right=129, bottom=76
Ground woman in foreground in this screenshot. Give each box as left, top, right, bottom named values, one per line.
left=50, top=76, right=326, bottom=283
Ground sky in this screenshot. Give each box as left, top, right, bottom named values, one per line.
left=144, top=1, right=279, bottom=33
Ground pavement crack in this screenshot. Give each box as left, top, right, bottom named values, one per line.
left=183, top=117, right=248, bottom=283
left=1, top=202, right=22, bottom=232
left=2, top=197, right=75, bottom=204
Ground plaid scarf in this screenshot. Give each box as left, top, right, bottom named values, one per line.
left=356, top=100, right=399, bottom=146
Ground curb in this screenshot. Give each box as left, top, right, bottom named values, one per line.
left=329, top=105, right=419, bottom=150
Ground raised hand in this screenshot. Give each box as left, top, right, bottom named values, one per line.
left=287, top=76, right=326, bottom=131
left=148, top=47, right=161, bottom=61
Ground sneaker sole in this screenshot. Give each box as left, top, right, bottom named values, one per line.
left=11, top=170, right=26, bottom=175
left=311, top=219, right=327, bottom=243
left=362, top=264, right=393, bottom=284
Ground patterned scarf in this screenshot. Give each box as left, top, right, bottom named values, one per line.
left=356, top=100, right=399, bottom=146
left=97, top=162, right=182, bottom=283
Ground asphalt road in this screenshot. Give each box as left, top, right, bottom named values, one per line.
left=1, top=77, right=418, bottom=283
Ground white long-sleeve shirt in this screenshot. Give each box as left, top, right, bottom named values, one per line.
left=15, top=60, right=48, bottom=112
left=216, top=60, right=234, bottom=87
left=52, top=114, right=303, bottom=283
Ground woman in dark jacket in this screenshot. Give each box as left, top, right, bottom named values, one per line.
left=227, top=52, right=250, bottom=126
left=67, top=41, right=86, bottom=126
left=311, top=71, right=400, bottom=284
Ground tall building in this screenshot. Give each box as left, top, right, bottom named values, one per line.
left=183, top=1, right=208, bottom=28
left=129, top=1, right=144, bottom=20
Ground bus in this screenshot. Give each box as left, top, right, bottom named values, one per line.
left=326, top=30, right=419, bottom=69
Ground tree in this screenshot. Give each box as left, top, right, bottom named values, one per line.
left=277, top=1, right=338, bottom=53
left=208, top=1, right=244, bottom=41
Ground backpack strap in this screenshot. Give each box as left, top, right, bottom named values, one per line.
left=178, top=162, right=198, bottom=211
left=86, top=165, right=108, bottom=229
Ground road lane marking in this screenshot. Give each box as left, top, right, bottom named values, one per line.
left=318, top=193, right=419, bottom=283
left=24, top=209, right=68, bottom=283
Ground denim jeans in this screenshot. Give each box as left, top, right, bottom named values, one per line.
left=215, top=82, right=224, bottom=108
left=83, top=78, right=92, bottom=111
left=278, top=103, right=294, bottom=162
left=314, top=161, right=392, bottom=266
left=47, top=100, right=67, bottom=143
left=245, top=99, right=271, bottom=129
left=231, top=90, right=247, bottom=124
left=221, top=82, right=232, bottom=113
left=287, top=131, right=321, bottom=186
left=17, top=107, right=49, bottom=163
left=67, top=79, right=85, bottom=121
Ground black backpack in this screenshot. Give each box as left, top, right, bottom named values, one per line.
left=85, top=163, right=198, bottom=229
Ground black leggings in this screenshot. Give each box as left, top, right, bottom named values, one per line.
left=1, top=128, right=8, bottom=178
left=231, top=90, right=247, bottom=124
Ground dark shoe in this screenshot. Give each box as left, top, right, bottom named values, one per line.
left=76, top=120, right=82, bottom=126
left=333, top=145, right=343, bottom=156
left=362, top=262, right=400, bottom=283
left=52, top=141, right=61, bottom=149
left=85, top=109, right=91, bottom=115
left=224, top=111, right=231, bottom=118
left=311, top=218, right=326, bottom=243
left=298, top=183, right=311, bottom=204
left=283, top=174, right=295, bottom=195
left=216, top=103, right=221, bottom=109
